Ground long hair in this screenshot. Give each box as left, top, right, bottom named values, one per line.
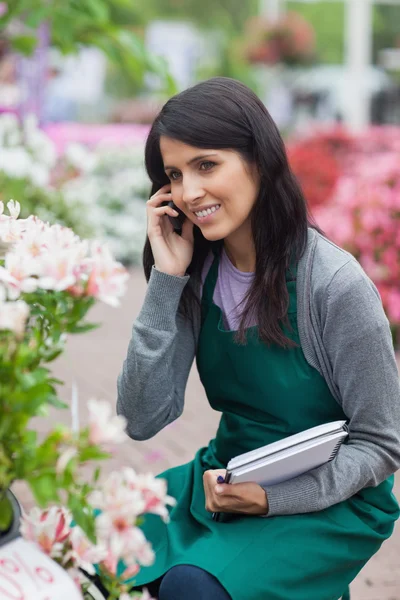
left=143, top=77, right=319, bottom=347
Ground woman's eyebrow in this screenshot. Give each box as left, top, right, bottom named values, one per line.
left=164, top=153, right=218, bottom=171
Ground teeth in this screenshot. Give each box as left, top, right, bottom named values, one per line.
left=195, top=205, right=220, bottom=218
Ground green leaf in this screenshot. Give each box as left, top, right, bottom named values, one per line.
left=68, top=495, right=96, bottom=543
left=93, top=466, right=101, bottom=483
left=82, top=0, right=110, bottom=22
left=48, top=377, right=65, bottom=386
left=23, top=7, right=52, bottom=28
left=41, top=348, right=63, bottom=363
left=46, top=395, right=68, bottom=409
left=67, top=320, right=99, bottom=333
left=28, top=474, right=61, bottom=506
left=79, top=446, right=110, bottom=462
left=10, top=35, right=38, bottom=56
left=0, top=494, right=14, bottom=533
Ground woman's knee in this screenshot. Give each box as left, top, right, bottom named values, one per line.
left=158, top=565, right=231, bottom=600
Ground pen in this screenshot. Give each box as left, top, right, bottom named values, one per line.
left=212, top=475, right=226, bottom=522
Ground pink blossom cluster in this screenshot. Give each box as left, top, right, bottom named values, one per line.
left=0, top=200, right=128, bottom=306
left=314, top=148, right=400, bottom=327
left=88, top=468, right=175, bottom=579
left=20, top=465, right=175, bottom=598
left=55, top=398, right=128, bottom=475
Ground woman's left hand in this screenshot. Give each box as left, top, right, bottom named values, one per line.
left=203, top=469, right=269, bottom=516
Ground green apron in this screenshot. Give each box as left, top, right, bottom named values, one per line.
left=132, top=250, right=399, bottom=600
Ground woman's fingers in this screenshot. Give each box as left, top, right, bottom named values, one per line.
left=147, top=185, right=172, bottom=206
left=181, top=217, right=194, bottom=243
left=152, top=205, right=179, bottom=218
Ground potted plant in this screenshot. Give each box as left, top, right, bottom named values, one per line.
left=244, top=12, right=316, bottom=67
left=0, top=200, right=174, bottom=599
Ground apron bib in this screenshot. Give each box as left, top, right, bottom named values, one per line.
left=132, top=250, right=399, bottom=600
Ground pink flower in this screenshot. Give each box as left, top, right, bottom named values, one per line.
left=386, top=289, right=400, bottom=323
left=123, top=469, right=176, bottom=523
left=0, top=252, right=40, bottom=298
left=64, top=526, right=107, bottom=575
left=84, top=242, right=129, bottom=307
left=87, top=398, right=127, bottom=447
left=89, top=472, right=146, bottom=524
left=0, top=289, right=30, bottom=338
left=20, top=506, right=72, bottom=559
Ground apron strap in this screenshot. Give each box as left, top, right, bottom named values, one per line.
left=201, top=248, right=220, bottom=323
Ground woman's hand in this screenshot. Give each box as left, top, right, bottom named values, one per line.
left=147, top=184, right=194, bottom=277
left=203, top=469, right=269, bottom=516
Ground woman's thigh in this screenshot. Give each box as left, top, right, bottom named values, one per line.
left=158, top=565, right=232, bottom=600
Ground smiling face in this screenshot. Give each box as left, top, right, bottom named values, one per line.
left=160, top=136, right=260, bottom=243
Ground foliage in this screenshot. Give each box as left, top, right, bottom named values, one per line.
left=373, top=5, right=400, bottom=63
left=286, top=1, right=344, bottom=64
left=0, top=0, right=176, bottom=97
left=0, top=173, right=94, bottom=239
left=0, top=201, right=172, bottom=599
left=286, top=1, right=400, bottom=66
left=0, top=113, right=94, bottom=239
left=140, top=0, right=258, bottom=34
left=60, top=142, right=150, bottom=266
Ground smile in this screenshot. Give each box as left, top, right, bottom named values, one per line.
left=194, top=205, right=221, bottom=221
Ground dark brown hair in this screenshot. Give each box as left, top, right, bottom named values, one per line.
left=143, top=77, right=319, bottom=347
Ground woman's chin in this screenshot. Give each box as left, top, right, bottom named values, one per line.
left=197, top=222, right=229, bottom=242
left=200, top=228, right=225, bottom=242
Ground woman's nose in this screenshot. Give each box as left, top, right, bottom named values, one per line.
left=181, top=176, right=205, bottom=205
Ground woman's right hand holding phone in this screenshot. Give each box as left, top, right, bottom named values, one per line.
left=147, top=184, right=194, bottom=277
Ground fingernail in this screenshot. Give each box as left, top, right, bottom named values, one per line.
left=215, top=485, right=223, bottom=494
left=172, top=210, right=179, bottom=215
left=217, top=476, right=225, bottom=484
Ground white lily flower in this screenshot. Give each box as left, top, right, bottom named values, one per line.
left=6, top=199, right=20, bottom=219
left=0, top=298, right=30, bottom=338
left=20, top=506, right=72, bottom=559
left=87, top=398, right=127, bottom=447
left=64, top=526, right=107, bottom=575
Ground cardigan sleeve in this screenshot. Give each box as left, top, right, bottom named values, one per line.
left=117, top=267, right=197, bottom=441
left=264, top=261, right=400, bottom=516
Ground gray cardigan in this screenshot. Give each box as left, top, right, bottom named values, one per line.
left=117, top=229, right=400, bottom=517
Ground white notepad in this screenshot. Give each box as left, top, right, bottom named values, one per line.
left=226, top=420, right=348, bottom=486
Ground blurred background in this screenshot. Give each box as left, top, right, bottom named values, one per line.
left=0, top=0, right=399, bottom=342
left=1, top=2, right=400, bottom=597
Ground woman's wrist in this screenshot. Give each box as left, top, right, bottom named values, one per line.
left=153, top=264, right=187, bottom=278
left=262, top=490, right=269, bottom=515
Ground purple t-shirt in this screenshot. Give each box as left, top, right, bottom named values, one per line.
left=201, top=248, right=256, bottom=331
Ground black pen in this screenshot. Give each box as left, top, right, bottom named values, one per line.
left=212, top=475, right=226, bottom=521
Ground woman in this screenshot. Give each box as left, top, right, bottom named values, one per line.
left=117, top=77, right=400, bottom=600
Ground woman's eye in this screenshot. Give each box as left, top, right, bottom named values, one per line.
left=169, top=171, right=181, bottom=181
left=199, top=161, right=215, bottom=172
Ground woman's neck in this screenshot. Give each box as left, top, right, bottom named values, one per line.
left=223, top=227, right=256, bottom=273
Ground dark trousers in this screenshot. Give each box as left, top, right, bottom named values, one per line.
left=134, top=565, right=232, bottom=600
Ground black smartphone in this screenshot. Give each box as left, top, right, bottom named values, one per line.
left=164, top=200, right=186, bottom=233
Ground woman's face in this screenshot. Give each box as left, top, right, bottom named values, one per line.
left=159, top=136, right=260, bottom=242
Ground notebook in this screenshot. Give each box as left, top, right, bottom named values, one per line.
left=225, top=420, right=348, bottom=487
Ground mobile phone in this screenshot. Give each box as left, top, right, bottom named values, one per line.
left=164, top=201, right=186, bottom=233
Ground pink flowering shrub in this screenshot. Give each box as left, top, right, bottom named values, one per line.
left=21, top=465, right=174, bottom=599
left=304, top=128, right=400, bottom=345
left=0, top=201, right=174, bottom=598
